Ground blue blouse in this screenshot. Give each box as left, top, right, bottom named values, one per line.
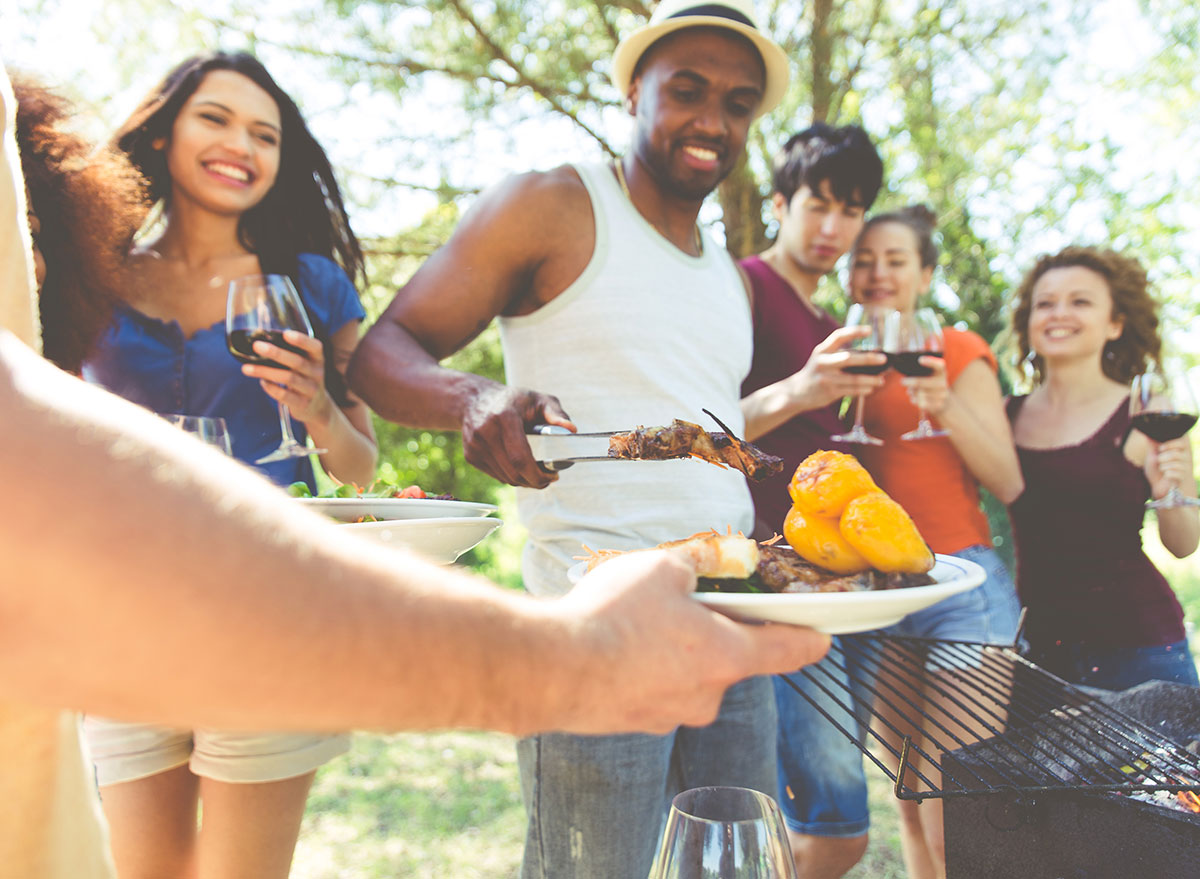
left=84, top=254, right=366, bottom=489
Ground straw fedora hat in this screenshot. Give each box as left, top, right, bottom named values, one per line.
left=610, top=0, right=790, bottom=116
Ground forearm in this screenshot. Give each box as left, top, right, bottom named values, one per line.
left=309, top=402, right=378, bottom=487
left=934, top=393, right=1024, bottom=503
left=741, top=374, right=826, bottom=442
left=1156, top=469, right=1200, bottom=556
left=1157, top=507, right=1200, bottom=558
left=0, top=336, right=570, bottom=735
left=348, top=319, right=500, bottom=431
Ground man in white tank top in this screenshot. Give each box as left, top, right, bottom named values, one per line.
left=351, top=4, right=831, bottom=877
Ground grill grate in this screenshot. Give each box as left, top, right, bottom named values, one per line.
left=777, top=633, right=1200, bottom=801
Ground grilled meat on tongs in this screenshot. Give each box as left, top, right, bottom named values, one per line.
left=607, top=409, right=784, bottom=482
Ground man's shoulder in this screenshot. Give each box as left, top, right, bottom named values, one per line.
left=489, top=163, right=590, bottom=214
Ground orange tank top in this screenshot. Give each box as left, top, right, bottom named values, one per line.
left=858, top=327, right=995, bottom=553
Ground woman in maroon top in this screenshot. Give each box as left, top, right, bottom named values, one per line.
left=1007, top=246, right=1199, bottom=689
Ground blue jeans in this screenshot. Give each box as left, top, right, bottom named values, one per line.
left=517, top=675, right=776, bottom=879
left=1028, top=639, right=1200, bottom=690
left=773, top=544, right=1020, bottom=837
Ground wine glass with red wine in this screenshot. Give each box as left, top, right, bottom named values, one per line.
left=831, top=303, right=890, bottom=446
left=887, top=308, right=949, bottom=440
left=1130, top=361, right=1200, bottom=510
left=226, top=274, right=328, bottom=463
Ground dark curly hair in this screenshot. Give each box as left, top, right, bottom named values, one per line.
left=112, top=51, right=364, bottom=403
left=1010, top=245, right=1161, bottom=386
left=13, top=74, right=146, bottom=373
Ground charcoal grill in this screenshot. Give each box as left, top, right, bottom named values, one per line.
left=777, top=633, right=1200, bottom=877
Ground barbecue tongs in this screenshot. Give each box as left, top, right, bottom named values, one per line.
left=527, top=424, right=627, bottom=471
left=528, top=409, right=738, bottom=472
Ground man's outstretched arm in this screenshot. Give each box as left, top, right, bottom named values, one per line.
left=0, top=335, right=829, bottom=737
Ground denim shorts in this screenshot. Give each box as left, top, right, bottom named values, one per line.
left=773, top=544, right=1020, bottom=837
left=773, top=638, right=874, bottom=837
left=1027, top=639, right=1200, bottom=690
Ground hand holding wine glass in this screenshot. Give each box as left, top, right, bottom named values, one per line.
left=650, top=786, right=797, bottom=879
left=831, top=303, right=891, bottom=446
left=226, top=274, right=328, bottom=464
left=1130, top=361, right=1200, bottom=510
left=887, top=307, right=949, bottom=441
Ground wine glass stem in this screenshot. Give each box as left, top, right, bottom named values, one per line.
left=853, top=395, right=866, bottom=429
left=278, top=402, right=300, bottom=448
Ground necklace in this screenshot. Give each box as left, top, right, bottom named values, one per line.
left=612, top=159, right=703, bottom=255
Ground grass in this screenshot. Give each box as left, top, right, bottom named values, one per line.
left=293, top=732, right=526, bottom=879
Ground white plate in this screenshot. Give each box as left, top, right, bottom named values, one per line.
left=342, top=516, right=502, bottom=564
left=566, top=554, right=984, bottom=635
left=298, top=497, right=497, bottom=522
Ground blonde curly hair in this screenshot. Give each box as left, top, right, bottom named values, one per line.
left=1009, top=246, right=1161, bottom=387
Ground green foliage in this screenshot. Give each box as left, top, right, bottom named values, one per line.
left=347, top=196, right=525, bottom=588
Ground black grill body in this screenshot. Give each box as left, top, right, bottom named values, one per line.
left=777, top=634, right=1200, bottom=878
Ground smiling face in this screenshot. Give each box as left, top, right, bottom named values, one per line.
left=627, top=28, right=765, bottom=201
left=1027, top=265, right=1124, bottom=363
left=160, top=70, right=282, bottom=218
left=773, top=180, right=867, bottom=279
left=848, top=220, right=933, bottom=314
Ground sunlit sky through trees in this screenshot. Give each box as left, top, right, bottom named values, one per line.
left=4, top=0, right=1198, bottom=353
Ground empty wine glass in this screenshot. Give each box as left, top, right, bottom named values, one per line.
left=1130, top=361, right=1200, bottom=510
left=226, top=274, right=327, bottom=464
left=887, top=308, right=949, bottom=440
left=831, top=303, right=890, bottom=446
left=650, top=786, right=797, bottom=879
left=161, top=414, right=233, bottom=456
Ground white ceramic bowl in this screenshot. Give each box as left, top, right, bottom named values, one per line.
left=342, top=516, right=502, bottom=564
left=298, top=497, right=497, bottom=521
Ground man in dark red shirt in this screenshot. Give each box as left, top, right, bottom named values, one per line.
left=739, top=124, right=885, bottom=879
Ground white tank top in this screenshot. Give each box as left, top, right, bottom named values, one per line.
left=499, top=161, right=755, bottom=596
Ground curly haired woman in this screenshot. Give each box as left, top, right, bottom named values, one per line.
left=1006, top=245, right=1199, bottom=689
left=13, top=74, right=144, bottom=372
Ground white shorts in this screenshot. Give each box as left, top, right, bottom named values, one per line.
left=83, top=716, right=350, bottom=786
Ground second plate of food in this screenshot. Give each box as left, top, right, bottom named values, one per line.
left=566, top=554, right=984, bottom=635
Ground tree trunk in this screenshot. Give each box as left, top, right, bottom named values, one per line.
left=810, top=0, right=834, bottom=122
left=718, top=153, right=768, bottom=259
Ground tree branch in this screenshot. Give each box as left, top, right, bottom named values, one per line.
left=591, top=0, right=621, bottom=46
left=445, top=0, right=615, bottom=154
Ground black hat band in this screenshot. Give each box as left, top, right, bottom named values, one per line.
left=666, top=4, right=755, bottom=29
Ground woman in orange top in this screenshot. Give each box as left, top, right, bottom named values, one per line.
left=849, top=205, right=1023, bottom=879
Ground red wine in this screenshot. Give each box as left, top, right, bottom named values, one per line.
left=227, top=329, right=307, bottom=369
left=890, top=351, right=944, bottom=377
left=843, top=350, right=889, bottom=375
left=1131, top=411, right=1197, bottom=443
